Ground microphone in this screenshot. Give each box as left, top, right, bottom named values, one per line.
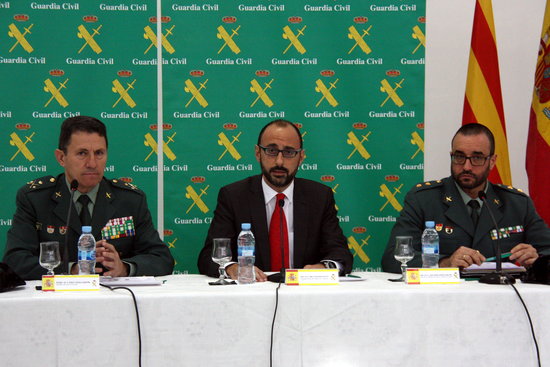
left=62, top=179, right=79, bottom=274
left=268, top=197, right=287, bottom=283
left=478, top=190, right=515, bottom=285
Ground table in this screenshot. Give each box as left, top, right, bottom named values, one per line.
left=1, top=273, right=548, bottom=366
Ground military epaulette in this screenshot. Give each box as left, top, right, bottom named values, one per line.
left=494, top=183, right=527, bottom=196
left=110, top=178, right=143, bottom=194
left=24, top=176, right=57, bottom=191
left=413, top=179, right=443, bottom=191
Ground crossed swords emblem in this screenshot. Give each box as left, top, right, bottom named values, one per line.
left=8, top=23, right=34, bottom=53
left=77, top=24, right=102, bottom=54
left=347, top=25, right=373, bottom=55
left=315, top=79, right=339, bottom=107
left=410, top=131, right=424, bottom=159
left=379, top=183, right=403, bottom=212
left=411, top=25, right=425, bottom=54
left=144, top=132, right=176, bottom=161
left=347, top=131, right=371, bottom=160
left=185, top=185, right=209, bottom=214
left=112, top=79, right=137, bottom=108
left=218, top=132, right=241, bottom=161
left=348, top=235, right=371, bottom=264
left=282, top=25, right=307, bottom=54
left=143, top=25, right=175, bottom=54
left=184, top=79, right=208, bottom=108
left=250, top=79, right=274, bottom=107
left=10, top=132, right=35, bottom=161
left=217, top=25, right=241, bottom=54
left=44, top=78, right=69, bottom=107
left=380, top=78, right=405, bottom=107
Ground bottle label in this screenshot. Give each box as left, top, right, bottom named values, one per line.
left=78, top=249, right=96, bottom=261
left=238, top=246, right=254, bottom=257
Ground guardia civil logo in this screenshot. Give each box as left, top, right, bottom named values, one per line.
left=184, top=70, right=208, bottom=108
left=379, top=175, right=403, bottom=213
left=8, top=15, right=33, bottom=53
left=112, top=70, right=137, bottom=108
left=347, top=122, right=371, bottom=161
left=77, top=16, right=102, bottom=54
left=143, top=16, right=175, bottom=55
left=185, top=177, right=210, bottom=214
left=10, top=123, right=35, bottom=162
left=217, top=123, right=242, bottom=161
left=250, top=70, right=274, bottom=108
left=347, top=17, right=372, bottom=55
left=315, top=70, right=339, bottom=108
left=217, top=16, right=241, bottom=55
left=44, top=70, right=69, bottom=108
left=348, top=227, right=371, bottom=265
left=144, top=123, right=177, bottom=162
left=283, top=16, right=307, bottom=55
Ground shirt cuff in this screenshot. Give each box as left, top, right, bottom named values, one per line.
left=321, top=260, right=344, bottom=275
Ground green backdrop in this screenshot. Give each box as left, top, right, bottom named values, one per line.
left=0, top=0, right=425, bottom=273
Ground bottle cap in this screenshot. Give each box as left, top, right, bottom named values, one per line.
left=425, top=221, right=435, bottom=228
left=241, top=223, right=251, bottom=230
left=81, top=226, right=92, bottom=233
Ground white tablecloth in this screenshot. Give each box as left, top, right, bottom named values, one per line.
left=1, top=273, right=548, bottom=366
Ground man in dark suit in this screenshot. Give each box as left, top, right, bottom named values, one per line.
left=382, top=123, right=550, bottom=273
left=198, top=119, right=353, bottom=281
left=3, top=116, right=174, bottom=279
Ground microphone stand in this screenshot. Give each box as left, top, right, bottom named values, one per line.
left=478, top=191, right=515, bottom=285
left=62, top=180, right=79, bottom=274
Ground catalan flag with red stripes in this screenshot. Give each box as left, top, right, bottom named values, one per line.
left=527, top=0, right=550, bottom=225
left=462, top=0, right=511, bottom=185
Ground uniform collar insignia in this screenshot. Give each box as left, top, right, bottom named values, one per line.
left=493, top=198, right=500, bottom=205
left=55, top=191, right=62, bottom=198
left=445, top=195, right=453, bottom=202
left=106, top=192, right=112, bottom=199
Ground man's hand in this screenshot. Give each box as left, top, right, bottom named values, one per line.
left=510, top=243, right=538, bottom=266
left=439, top=246, right=486, bottom=268
left=226, top=264, right=268, bottom=282
left=304, top=263, right=325, bottom=270
left=96, top=240, right=128, bottom=277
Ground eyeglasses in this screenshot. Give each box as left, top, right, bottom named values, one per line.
left=258, top=145, right=302, bottom=158
left=450, top=153, right=491, bottom=166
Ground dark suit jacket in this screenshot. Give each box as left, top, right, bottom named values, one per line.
left=198, top=175, right=353, bottom=277
left=381, top=176, right=550, bottom=273
left=3, top=174, right=174, bottom=279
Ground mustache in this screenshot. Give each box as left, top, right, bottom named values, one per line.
left=270, top=166, right=288, bottom=174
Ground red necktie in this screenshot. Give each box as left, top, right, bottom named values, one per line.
left=269, top=193, right=289, bottom=271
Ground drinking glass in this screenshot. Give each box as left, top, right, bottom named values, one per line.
left=39, top=241, right=61, bottom=276
left=209, top=238, right=235, bottom=285
left=393, top=236, right=414, bottom=281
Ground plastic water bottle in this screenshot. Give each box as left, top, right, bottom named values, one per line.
left=237, top=223, right=255, bottom=284
left=78, top=226, right=96, bottom=275
left=421, top=221, right=439, bottom=268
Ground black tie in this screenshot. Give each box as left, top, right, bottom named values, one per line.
left=468, top=200, right=480, bottom=228
left=78, top=195, right=92, bottom=226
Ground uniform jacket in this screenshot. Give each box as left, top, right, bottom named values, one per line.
left=3, top=174, right=174, bottom=279
left=382, top=176, right=550, bottom=273
left=197, top=175, right=353, bottom=277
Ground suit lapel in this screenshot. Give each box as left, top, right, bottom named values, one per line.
left=292, top=179, right=308, bottom=268
left=442, top=178, right=475, bottom=238
left=473, top=183, right=503, bottom=246
left=249, top=176, right=270, bottom=268
left=91, top=179, right=116, bottom=238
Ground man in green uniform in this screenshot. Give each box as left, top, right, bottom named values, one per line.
left=382, top=123, right=550, bottom=273
left=3, top=116, right=174, bottom=279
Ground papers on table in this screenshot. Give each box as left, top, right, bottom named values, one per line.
left=100, top=276, right=163, bottom=286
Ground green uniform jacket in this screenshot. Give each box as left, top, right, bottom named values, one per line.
left=381, top=176, right=550, bottom=273
left=3, top=174, right=174, bottom=279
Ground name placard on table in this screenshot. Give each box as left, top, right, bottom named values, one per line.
left=406, top=268, right=460, bottom=284
left=285, top=269, right=339, bottom=285
left=42, top=275, right=100, bottom=291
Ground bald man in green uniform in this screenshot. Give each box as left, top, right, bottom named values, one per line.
left=382, top=123, right=550, bottom=273
left=3, top=116, right=174, bottom=279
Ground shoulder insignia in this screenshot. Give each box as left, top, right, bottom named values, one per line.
left=494, top=183, right=527, bottom=196
left=109, top=178, right=143, bottom=193
left=25, top=176, right=56, bottom=191
left=413, top=179, right=444, bottom=191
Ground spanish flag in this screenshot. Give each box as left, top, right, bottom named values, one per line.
left=462, top=0, right=512, bottom=185
left=527, top=0, right=550, bottom=225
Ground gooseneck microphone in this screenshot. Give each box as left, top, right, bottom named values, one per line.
left=478, top=190, right=515, bottom=285
left=62, top=179, right=79, bottom=274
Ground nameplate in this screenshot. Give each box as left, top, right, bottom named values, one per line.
left=42, top=275, right=100, bottom=291
left=285, top=269, right=339, bottom=285
left=406, top=268, right=460, bottom=284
